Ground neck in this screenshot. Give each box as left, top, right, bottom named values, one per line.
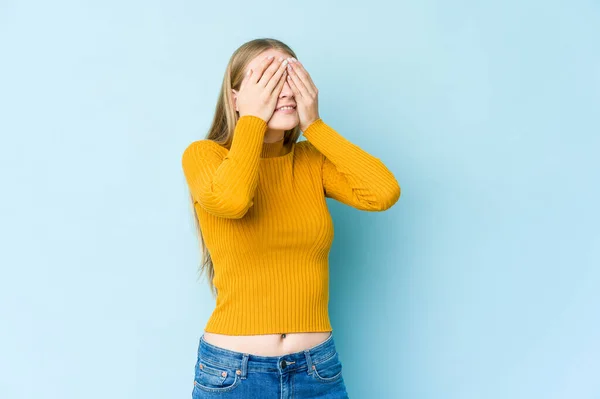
left=264, top=127, right=285, bottom=143
left=260, top=127, right=289, bottom=158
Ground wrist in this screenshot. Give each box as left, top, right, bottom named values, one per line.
left=301, top=117, right=321, bottom=132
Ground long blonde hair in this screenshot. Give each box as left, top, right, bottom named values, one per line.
left=189, top=38, right=302, bottom=298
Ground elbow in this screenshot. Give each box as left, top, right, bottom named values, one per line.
left=373, top=160, right=401, bottom=211
left=197, top=194, right=254, bottom=219
left=376, top=179, right=401, bottom=211
left=225, top=197, right=254, bottom=219
left=389, top=180, right=401, bottom=208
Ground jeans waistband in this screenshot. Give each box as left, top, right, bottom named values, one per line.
left=197, top=332, right=336, bottom=376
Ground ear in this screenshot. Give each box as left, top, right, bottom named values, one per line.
left=231, top=89, right=239, bottom=112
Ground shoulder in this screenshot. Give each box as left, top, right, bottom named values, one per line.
left=181, top=139, right=227, bottom=166
left=182, top=139, right=227, bottom=158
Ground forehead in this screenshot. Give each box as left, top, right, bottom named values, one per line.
left=245, top=49, right=291, bottom=72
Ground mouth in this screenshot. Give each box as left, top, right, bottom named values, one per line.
left=276, top=105, right=297, bottom=112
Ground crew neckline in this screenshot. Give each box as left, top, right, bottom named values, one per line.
left=260, top=137, right=295, bottom=160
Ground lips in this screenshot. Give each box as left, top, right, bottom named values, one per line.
left=276, top=105, right=296, bottom=111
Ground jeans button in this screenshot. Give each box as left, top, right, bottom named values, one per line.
left=280, top=359, right=287, bottom=368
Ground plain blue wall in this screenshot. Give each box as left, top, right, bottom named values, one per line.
left=1, top=1, right=599, bottom=398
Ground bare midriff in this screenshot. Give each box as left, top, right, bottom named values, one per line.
left=202, top=331, right=333, bottom=356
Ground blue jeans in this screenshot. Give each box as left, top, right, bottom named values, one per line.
left=192, top=332, right=349, bottom=398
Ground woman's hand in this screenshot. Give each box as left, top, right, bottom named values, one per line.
left=286, top=58, right=320, bottom=131
left=235, top=56, right=289, bottom=123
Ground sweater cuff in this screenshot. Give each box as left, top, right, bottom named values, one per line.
left=302, top=118, right=324, bottom=134
left=228, top=115, right=268, bottom=159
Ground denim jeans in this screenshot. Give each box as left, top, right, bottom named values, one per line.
left=192, top=332, right=349, bottom=398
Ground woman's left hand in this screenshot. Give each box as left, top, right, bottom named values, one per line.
left=286, top=58, right=320, bottom=131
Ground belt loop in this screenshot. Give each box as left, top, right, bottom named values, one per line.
left=304, top=349, right=313, bottom=375
left=240, top=353, right=249, bottom=379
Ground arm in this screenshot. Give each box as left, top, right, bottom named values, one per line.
left=181, top=115, right=267, bottom=219
left=302, top=118, right=401, bottom=211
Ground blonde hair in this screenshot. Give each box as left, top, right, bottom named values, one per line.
left=189, top=38, right=302, bottom=298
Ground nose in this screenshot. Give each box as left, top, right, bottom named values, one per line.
left=279, top=79, right=294, bottom=98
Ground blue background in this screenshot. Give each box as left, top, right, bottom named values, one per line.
left=1, top=1, right=599, bottom=398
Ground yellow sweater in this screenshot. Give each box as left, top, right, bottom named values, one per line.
left=181, top=115, right=400, bottom=335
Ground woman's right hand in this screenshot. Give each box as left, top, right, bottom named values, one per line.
left=235, top=56, right=289, bottom=122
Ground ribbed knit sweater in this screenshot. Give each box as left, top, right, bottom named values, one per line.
left=181, top=115, right=401, bottom=335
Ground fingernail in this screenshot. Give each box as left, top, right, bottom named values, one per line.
left=282, top=59, right=288, bottom=66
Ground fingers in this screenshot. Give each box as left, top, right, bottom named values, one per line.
left=240, top=55, right=273, bottom=91
left=258, top=57, right=286, bottom=88
left=287, top=64, right=311, bottom=99
left=249, top=56, right=275, bottom=85
left=287, top=72, right=301, bottom=98
left=265, top=58, right=289, bottom=94
left=288, top=60, right=316, bottom=97
left=265, top=69, right=287, bottom=112
left=290, top=60, right=317, bottom=93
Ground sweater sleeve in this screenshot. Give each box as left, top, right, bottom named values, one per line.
left=181, top=115, right=268, bottom=219
left=302, top=118, right=401, bottom=211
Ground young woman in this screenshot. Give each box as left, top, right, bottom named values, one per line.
left=181, top=38, right=400, bottom=398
